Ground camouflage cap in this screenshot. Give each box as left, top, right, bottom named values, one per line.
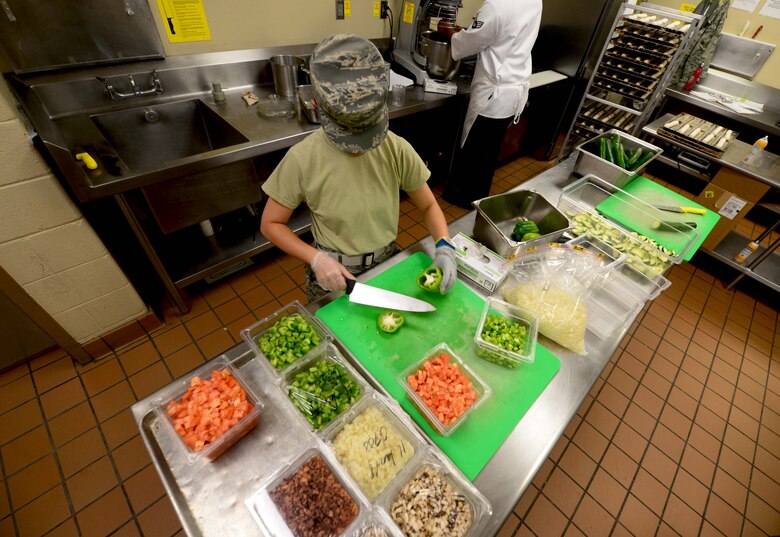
left=310, top=34, right=389, bottom=153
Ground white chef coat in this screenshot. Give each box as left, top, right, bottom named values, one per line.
left=451, top=0, right=542, bottom=146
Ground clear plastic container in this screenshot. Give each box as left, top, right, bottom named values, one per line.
left=565, top=233, right=624, bottom=267
left=349, top=508, right=404, bottom=537
left=379, top=453, right=492, bottom=537
left=283, top=343, right=368, bottom=434
left=608, top=258, right=671, bottom=302
left=153, top=355, right=264, bottom=463
left=324, top=392, right=426, bottom=500
left=245, top=446, right=368, bottom=537
left=241, top=300, right=332, bottom=380
left=586, top=282, right=641, bottom=340
left=399, top=343, right=491, bottom=437
left=474, top=297, right=539, bottom=368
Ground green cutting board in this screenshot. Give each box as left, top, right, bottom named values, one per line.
left=316, top=252, right=560, bottom=480
left=595, top=176, right=720, bottom=261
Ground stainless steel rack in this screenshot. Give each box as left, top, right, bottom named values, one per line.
left=562, top=2, right=702, bottom=155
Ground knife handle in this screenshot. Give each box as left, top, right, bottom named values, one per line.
left=345, top=279, right=356, bottom=294
left=681, top=207, right=706, bottom=215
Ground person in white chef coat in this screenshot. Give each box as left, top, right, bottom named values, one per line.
left=438, top=0, right=543, bottom=208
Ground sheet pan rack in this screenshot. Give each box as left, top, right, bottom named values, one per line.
left=561, top=2, right=702, bottom=153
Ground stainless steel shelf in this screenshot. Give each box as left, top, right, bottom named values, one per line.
left=702, top=230, right=780, bottom=292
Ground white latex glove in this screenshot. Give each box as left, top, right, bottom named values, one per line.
left=310, top=251, right=353, bottom=291
left=432, top=239, right=457, bottom=294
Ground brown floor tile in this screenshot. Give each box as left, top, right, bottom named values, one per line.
left=0, top=399, right=43, bottom=445
left=112, top=435, right=152, bottom=480
left=39, top=378, right=86, bottom=420
left=585, top=400, right=620, bottom=439
left=266, top=273, right=297, bottom=298
left=597, top=383, right=630, bottom=418
left=718, top=445, right=753, bottom=487
left=102, top=321, right=147, bottom=352
left=531, top=458, right=555, bottom=490
left=542, top=467, right=583, bottom=517
left=123, top=464, right=166, bottom=513
left=43, top=518, right=80, bottom=537
left=136, top=495, right=182, bottom=537
left=687, top=424, right=722, bottom=463
left=738, top=373, right=766, bottom=405
left=278, top=287, right=307, bottom=306
left=0, top=362, right=30, bottom=389
left=164, top=343, right=206, bottom=380
left=664, top=493, right=703, bottom=536
left=56, top=427, right=106, bottom=478
left=524, top=493, right=569, bottom=537
left=66, top=457, right=118, bottom=511
left=705, top=493, right=744, bottom=537
left=224, top=313, right=258, bottom=344
left=242, top=284, right=275, bottom=310
left=183, top=310, right=221, bottom=340
left=681, top=443, right=716, bottom=487
left=572, top=494, right=615, bottom=537
left=111, top=521, right=143, bottom=537
left=588, top=468, right=627, bottom=517
left=0, top=425, right=51, bottom=476
left=512, top=484, right=539, bottom=520
left=619, top=494, right=660, bottom=537
left=214, top=296, right=250, bottom=325
left=228, top=269, right=261, bottom=295
left=753, top=447, right=780, bottom=487
left=13, top=485, right=71, bottom=537
left=7, top=454, right=61, bottom=508
left=700, top=388, right=731, bottom=422
left=608, top=366, right=639, bottom=399
left=47, top=402, right=96, bottom=447
left=671, top=468, right=709, bottom=515
left=75, top=486, right=133, bottom=537
left=624, top=403, right=657, bottom=440
left=201, top=282, right=237, bottom=309
left=631, top=468, right=669, bottom=516
left=613, top=422, right=648, bottom=463
left=28, top=348, right=67, bottom=371
left=118, top=341, right=161, bottom=377
left=573, top=421, right=609, bottom=463
left=101, top=408, right=138, bottom=450
left=153, top=325, right=190, bottom=358
left=730, top=406, right=760, bottom=441
left=723, top=425, right=757, bottom=464
left=90, top=380, right=136, bottom=423
left=0, top=375, right=36, bottom=416
left=642, top=444, right=678, bottom=487
left=80, top=359, right=125, bottom=397
left=31, top=356, right=77, bottom=394
left=559, top=444, right=597, bottom=489
left=196, top=329, right=235, bottom=360
left=745, top=492, right=780, bottom=536
left=660, top=404, right=692, bottom=441
left=128, top=362, right=172, bottom=400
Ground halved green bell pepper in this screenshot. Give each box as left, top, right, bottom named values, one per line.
left=416, top=266, right=443, bottom=292
left=377, top=310, right=404, bottom=333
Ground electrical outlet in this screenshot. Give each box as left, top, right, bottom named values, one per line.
left=380, top=0, right=389, bottom=19
left=336, top=0, right=345, bottom=20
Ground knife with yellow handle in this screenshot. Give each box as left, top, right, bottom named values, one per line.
left=654, top=205, right=707, bottom=215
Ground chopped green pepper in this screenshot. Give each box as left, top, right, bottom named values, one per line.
left=377, top=310, right=404, bottom=333
left=288, top=360, right=361, bottom=429
left=257, top=314, right=321, bottom=369
left=477, top=314, right=529, bottom=369
left=416, top=266, right=443, bottom=292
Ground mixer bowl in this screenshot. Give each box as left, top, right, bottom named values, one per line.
left=419, top=31, right=460, bottom=80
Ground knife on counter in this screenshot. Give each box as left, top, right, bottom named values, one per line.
left=654, top=205, right=707, bottom=215
left=345, top=279, right=436, bottom=312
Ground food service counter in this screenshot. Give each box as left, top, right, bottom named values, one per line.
left=131, top=155, right=630, bottom=536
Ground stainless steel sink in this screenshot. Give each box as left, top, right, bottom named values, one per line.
left=90, top=99, right=248, bottom=170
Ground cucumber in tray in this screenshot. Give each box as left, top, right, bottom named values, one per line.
left=566, top=210, right=675, bottom=273
left=587, top=134, right=654, bottom=172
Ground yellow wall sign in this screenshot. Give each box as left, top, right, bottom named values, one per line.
left=345, top=0, right=351, bottom=17
left=156, top=0, right=211, bottom=43
left=374, top=1, right=380, bottom=17
left=403, top=2, right=415, bottom=24
left=679, top=3, right=697, bottom=12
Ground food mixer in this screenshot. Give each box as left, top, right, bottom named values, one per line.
left=393, top=0, right=462, bottom=84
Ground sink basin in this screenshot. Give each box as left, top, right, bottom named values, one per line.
left=91, top=99, right=248, bottom=170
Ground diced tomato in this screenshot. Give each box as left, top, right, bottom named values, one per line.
left=409, top=354, right=478, bottom=426
left=165, top=369, right=253, bottom=452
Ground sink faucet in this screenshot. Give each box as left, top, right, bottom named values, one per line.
left=96, top=70, right=164, bottom=101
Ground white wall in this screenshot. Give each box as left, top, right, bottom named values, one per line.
left=0, top=82, right=147, bottom=344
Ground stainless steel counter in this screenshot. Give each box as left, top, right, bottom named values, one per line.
left=132, top=155, right=634, bottom=536
left=644, top=114, right=780, bottom=190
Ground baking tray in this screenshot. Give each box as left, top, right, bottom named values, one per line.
left=604, top=50, right=666, bottom=74
left=601, top=57, right=661, bottom=80
left=597, top=66, right=660, bottom=92
left=657, top=113, right=736, bottom=157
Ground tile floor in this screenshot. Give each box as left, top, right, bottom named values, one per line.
left=1, top=155, right=778, bottom=537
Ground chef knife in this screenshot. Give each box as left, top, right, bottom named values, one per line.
left=345, top=280, right=436, bottom=312
left=654, top=205, right=707, bottom=215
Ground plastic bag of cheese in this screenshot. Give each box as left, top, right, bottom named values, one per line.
left=498, top=246, right=606, bottom=355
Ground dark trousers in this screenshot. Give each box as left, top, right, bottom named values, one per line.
left=444, top=114, right=513, bottom=208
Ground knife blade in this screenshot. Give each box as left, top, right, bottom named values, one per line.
left=345, top=280, right=435, bottom=312
left=654, top=205, right=707, bottom=215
